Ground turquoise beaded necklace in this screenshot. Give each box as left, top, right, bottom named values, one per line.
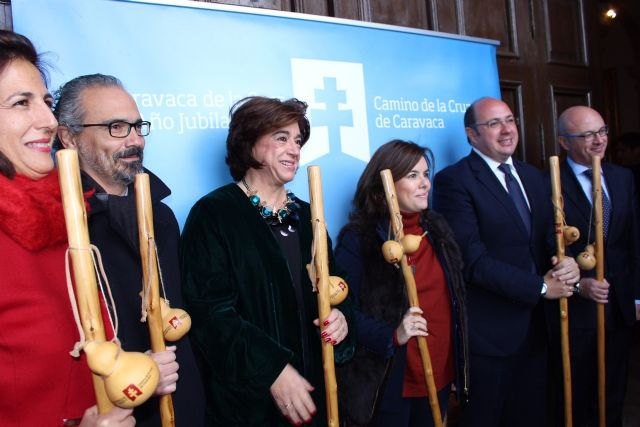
left=241, top=178, right=297, bottom=225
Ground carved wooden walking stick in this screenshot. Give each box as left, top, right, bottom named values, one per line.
left=307, top=165, right=340, bottom=427
left=549, top=156, right=573, bottom=427
left=591, top=156, right=606, bottom=427
left=135, top=173, right=175, bottom=427
left=380, top=169, right=443, bottom=427
left=57, top=149, right=113, bottom=414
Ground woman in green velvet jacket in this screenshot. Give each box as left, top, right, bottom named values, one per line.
left=180, top=96, right=354, bottom=426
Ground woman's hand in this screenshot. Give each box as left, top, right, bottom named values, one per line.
left=78, top=405, right=135, bottom=427
left=270, top=364, right=316, bottom=425
left=148, top=345, right=179, bottom=395
left=395, top=306, right=428, bottom=346
left=313, top=308, right=348, bottom=345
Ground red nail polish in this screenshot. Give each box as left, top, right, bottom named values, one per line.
left=321, top=331, right=327, bottom=338
left=332, top=340, right=337, bottom=345
left=323, top=319, right=330, bottom=326
left=324, top=337, right=331, bottom=342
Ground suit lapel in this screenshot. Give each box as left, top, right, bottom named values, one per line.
left=560, top=161, right=592, bottom=225
left=468, top=151, right=528, bottom=235
left=468, top=152, right=512, bottom=206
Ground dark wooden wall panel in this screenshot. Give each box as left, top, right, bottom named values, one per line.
left=1, top=1, right=11, bottom=30
left=550, top=85, right=591, bottom=155
left=500, top=81, right=527, bottom=161
left=462, top=0, right=518, bottom=56
left=292, top=0, right=329, bottom=16
left=330, top=0, right=369, bottom=21
left=428, top=0, right=462, bottom=34
left=602, top=68, right=621, bottom=141
left=368, top=0, right=429, bottom=29
left=552, top=86, right=592, bottom=115
left=544, top=0, right=587, bottom=65
left=206, top=0, right=287, bottom=10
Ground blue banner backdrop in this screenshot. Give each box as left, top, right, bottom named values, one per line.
left=12, top=0, right=500, bottom=239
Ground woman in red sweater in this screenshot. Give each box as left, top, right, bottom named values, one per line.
left=0, top=29, right=133, bottom=426
left=335, top=140, right=469, bottom=426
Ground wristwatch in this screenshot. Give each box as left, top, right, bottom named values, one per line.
left=541, top=282, right=548, bottom=297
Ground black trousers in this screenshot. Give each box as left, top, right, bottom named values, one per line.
left=459, top=334, right=548, bottom=427
left=548, top=319, right=633, bottom=427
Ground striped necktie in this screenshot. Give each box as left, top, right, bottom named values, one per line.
left=583, top=168, right=611, bottom=238
left=498, top=163, right=531, bottom=235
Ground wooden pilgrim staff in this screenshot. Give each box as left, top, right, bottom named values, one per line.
left=591, top=156, right=606, bottom=427
left=56, top=149, right=114, bottom=413
left=550, top=156, right=573, bottom=427
left=307, top=165, right=340, bottom=426
left=135, top=173, right=175, bottom=427
left=380, top=169, right=443, bottom=427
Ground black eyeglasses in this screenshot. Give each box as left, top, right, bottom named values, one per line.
left=561, top=126, right=608, bottom=143
left=473, top=116, right=519, bottom=130
left=78, top=120, right=151, bottom=138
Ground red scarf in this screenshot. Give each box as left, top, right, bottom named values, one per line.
left=0, top=171, right=68, bottom=251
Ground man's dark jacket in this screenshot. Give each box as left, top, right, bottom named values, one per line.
left=82, top=169, right=205, bottom=426
left=433, top=150, right=553, bottom=357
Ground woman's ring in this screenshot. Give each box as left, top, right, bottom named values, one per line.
left=284, top=402, right=292, bottom=409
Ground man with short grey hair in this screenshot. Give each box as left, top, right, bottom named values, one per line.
left=548, top=105, right=640, bottom=427
left=54, top=74, right=205, bottom=426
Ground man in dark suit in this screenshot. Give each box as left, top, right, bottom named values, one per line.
left=551, top=105, right=640, bottom=426
left=432, top=97, right=580, bottom=427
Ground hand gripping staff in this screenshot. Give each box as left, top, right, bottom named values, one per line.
left=58, top=149, right=160, bottom=412
left=307, top=165, right=340, bottom=426
left=549, top=156, right=574, bottom=427
left=591, top=156, right=606, bottom=427
left=380, top=169, right=443, bottom=427
left=57, top=149, right=114, bottom=414
left=135, top=173, right=189, bottom=427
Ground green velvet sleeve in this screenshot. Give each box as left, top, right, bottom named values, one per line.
left=180, top=195, right=292, bottom=403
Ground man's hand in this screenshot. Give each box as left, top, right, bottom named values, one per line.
left=79, top=405, right=135, bottom=427
left=575, top=278, right=609, bottom=304
left=148, top=345, right=179, bottom=395
left=543, top=256, right=580, bottom=299
left=550, top=256, right=581, bottom=285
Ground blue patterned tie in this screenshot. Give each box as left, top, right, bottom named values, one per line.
left=584, top=169, right=611, bottom=238
left=498, top=163, right=531, bottom=235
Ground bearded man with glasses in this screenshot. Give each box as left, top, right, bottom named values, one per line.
left=547, top=105, right=640, bottom=427
left=53, top=74, right=205, bottom=426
